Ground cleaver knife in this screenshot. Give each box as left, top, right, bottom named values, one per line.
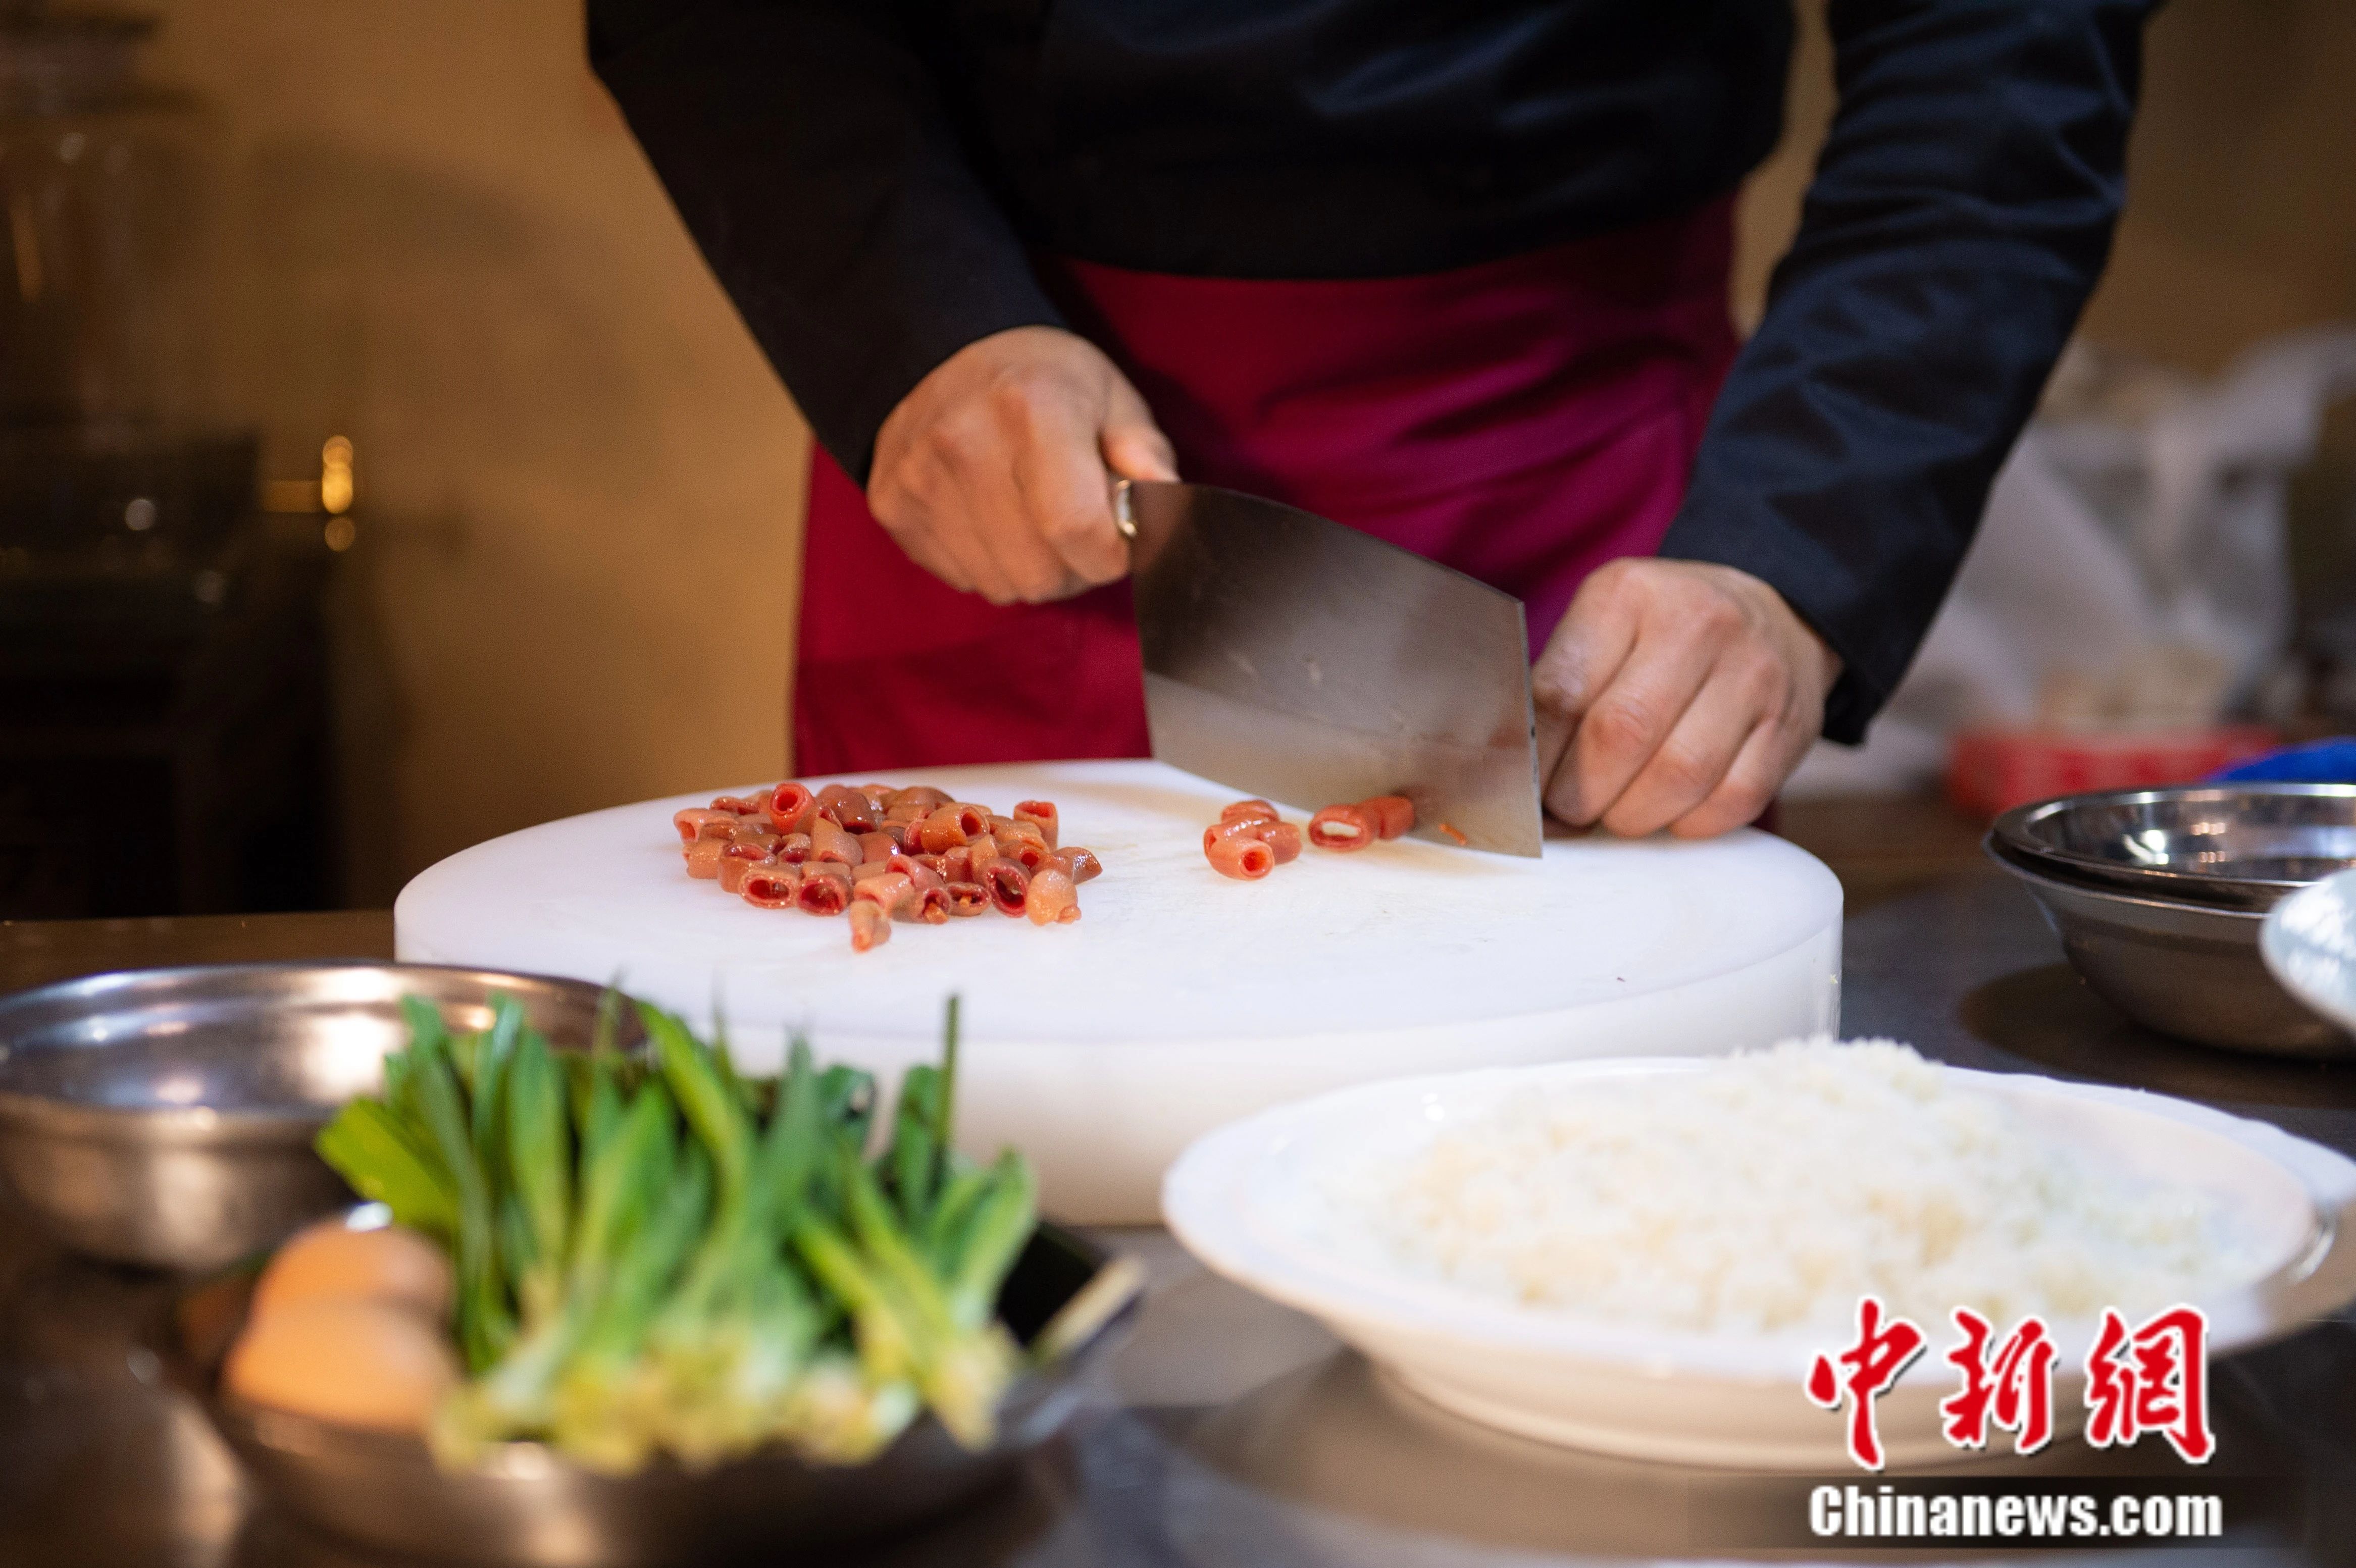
left=1115, top=479, right=1543, bottom=857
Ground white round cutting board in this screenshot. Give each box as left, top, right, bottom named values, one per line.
left=394, top=760, right=1841, bottom=1221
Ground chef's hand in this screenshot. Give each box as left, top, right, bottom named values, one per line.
left=868, top=326, right=1178, bottom=604
left=1532, top=559, right=1840, bottom=839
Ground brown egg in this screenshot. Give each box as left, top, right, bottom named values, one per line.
left=251, top=1220, right=453, bottom=1322
left=224, top=1298, right=459, bottom=1432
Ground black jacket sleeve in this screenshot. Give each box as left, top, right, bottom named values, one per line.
left=1657, top=0, right=2157, bottom=743
left=588, top=1, right=1065, bottom=484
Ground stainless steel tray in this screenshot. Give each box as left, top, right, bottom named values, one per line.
left=1990, top=783, right=2356, bottom=912
left=166, top=1219, right=1142, bottom=1567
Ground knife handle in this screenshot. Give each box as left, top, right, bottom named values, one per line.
left=1111, top=479, right=1138, bottom=542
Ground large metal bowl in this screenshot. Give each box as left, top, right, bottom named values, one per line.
left=0, top=962, right=642, bottom=1270
left=166, top=1214, right=1143, bottom=1567
left=1987, top=841, right=2351, bottom=1057
left=1990, top=783, right=2356, bottom=912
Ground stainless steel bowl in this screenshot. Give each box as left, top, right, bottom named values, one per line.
left=1990, top=783, right=2356, bottom=912
left=0, top=962, right=641, bottom=1270
left=166, top=1216, right=1143, bottom=1567
left=1987, top=841, right=2351, bottom=1057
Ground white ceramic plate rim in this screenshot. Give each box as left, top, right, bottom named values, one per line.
left=1162, top=1056, right=2356, bottom=1388
left=2262, top=869, right=2356, bottom=1032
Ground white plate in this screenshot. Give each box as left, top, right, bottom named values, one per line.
left=2262, top=868, right=2356, bottom=1033
left=1161, top=1057, right=2356, bottom=1470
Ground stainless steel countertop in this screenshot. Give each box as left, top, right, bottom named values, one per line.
left=7, top=869, right=2355, bottom=1565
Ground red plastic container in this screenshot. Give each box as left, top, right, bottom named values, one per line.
left=1946, top=725, right=2279, bottom=819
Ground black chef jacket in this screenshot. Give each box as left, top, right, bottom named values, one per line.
left=589, top=0, right=2158, bottom=743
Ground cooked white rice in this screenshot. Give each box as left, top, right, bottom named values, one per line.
left=1336, top=1038, right=2267, bottom=1335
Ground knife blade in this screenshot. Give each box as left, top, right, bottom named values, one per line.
left=1117, top=479, right=1543, bottom=857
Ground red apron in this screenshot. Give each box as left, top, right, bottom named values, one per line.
left=793, top=199, right=1737, bottom=775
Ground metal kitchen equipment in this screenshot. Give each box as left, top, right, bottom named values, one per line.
left=1116, top=479, right=1543, bottom=856
left=1986, top=840, right=2350, bottom=1057
left=0, top=0, right=246, bottom=548
left=1990, top=783, right=2356, bottom=912
left=1, top=4, right=338, bottom=920
left=0, top=962, right=646, bottom=1270
left=167, top=1215, right=1145, bottom=1567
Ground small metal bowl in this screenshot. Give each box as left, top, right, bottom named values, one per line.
left=1990, top=783, right=2356, bottom=912
left=0, top=962, right=641, bottom=1270
left=1987, top=841, right=2350, bottom=1057
left=166, top=1213, right=1143, bottom=1567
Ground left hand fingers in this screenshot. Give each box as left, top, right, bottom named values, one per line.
left=1595, top=654, right=1777, bottom=838
left=1531, top=563, right=1641, bottom=817
left=1545, top=615, right=1719, bottom=826
left=1668, top=709, right=1805, bottom=840
left=1536, top=558, right=1841, bottom=838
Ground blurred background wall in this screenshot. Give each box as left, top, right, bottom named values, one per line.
left=1736, top=0, right=2356, bottom=366
left=141, top=0, right=806, bottom=905
left=53, top=0, right=2356, bottom=905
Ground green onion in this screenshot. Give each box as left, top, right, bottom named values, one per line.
left=315, top=1098, right=458, bottom=1239
left=946, top=1152, right=1037, bottom=1332
left=645, top=1003, right=753, bottom=1204
left=885, top=1064, right=942, bottom=1226
left=504, top=1028, right=572, bottom=1327
left=330, top=987, right=1036, bottom=1473
left=404, top=1023, right=515, bottom=1371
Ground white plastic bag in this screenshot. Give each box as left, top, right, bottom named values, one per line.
left=1784, top=327, right=2356, bottom=798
